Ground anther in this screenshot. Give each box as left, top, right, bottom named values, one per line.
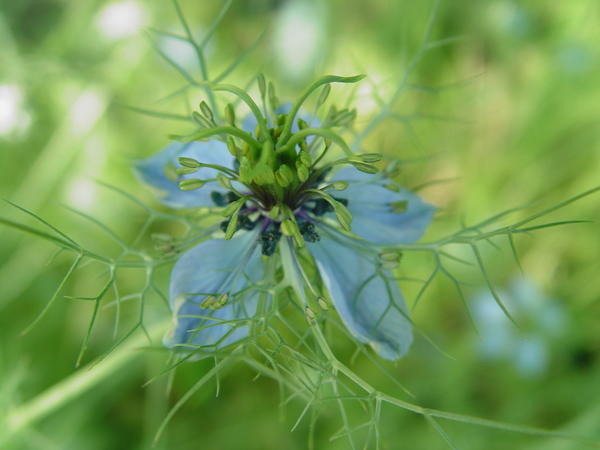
left=214, top=293, right=228, bottom=309
left=298, top=220, right=320, bottom=243
left=317, top=297, right=329, bottom=311
left=260, top=228, right=282, bottom=256
left=201, top=295, right=216, bottom=309
left=305, top=306, right=316, bottom=324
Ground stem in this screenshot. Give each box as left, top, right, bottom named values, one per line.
left=6, top=321, right=169, bottom=435
left=171, top=0, right=220, bottom=119
left=209, top=84, right=271, bottom=143
left=307, top=323, right=594, bottom=445
left=170, top=126, right=261, bottom=151
left=278, top=75, right=365, bottom=146
left=279, top=128, right=353, bottom=156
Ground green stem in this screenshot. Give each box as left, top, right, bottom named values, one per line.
left=279, top=128, right=353, bottom=156
left=278, top=75, right=365, bottom=146
left=307, top=323, right=594, bottom=444
left=209, top=84, right=271, bottom=143
left=170, top=126, right=261, bottom=151
left=6, top=321, right=169, bottom=435
left=171, top=0, right=220, bottom=119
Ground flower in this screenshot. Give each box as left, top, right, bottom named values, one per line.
left=472, top=277, right=568, bottom=377
left=135, top=77, right=435, bottom=360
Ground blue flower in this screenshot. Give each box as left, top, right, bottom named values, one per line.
left=136, top=81, right=435, bottom=360
left=472, top=277, right=568, bottom=377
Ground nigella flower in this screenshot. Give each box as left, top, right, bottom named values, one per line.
left=472, top=277, right=568, bottom=377
left=135, top=75, right=435, bottom=360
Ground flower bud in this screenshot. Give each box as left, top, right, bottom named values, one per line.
left=199, top=101, right=213, bottom=122
left=225, top=103, right=236, bottom=126
left=192, top=111, right=212, bottom=128
left=179, top=157, right=202, bottom=168
left=305, top=306, right=316, bottom=324
left=179, top=178, right=206, bottom=191
left=254, top=123, right=263, bottom=138
left=334, top=109, right=356, bottom=127
left=268, top=81, right=279, bottom=110
left=317, top=84, right=331, bottom=106
left=201, top=295, right=216, bottom=309
left=176, top=167, right=198, bottom=175
left=238, top=158, right=253, bottom=183
left=253, top=164, right=275, bottom=185
left=297, top=118, right=309, bottom=130
left=297, top=164, right=309, bottom=182
left=299, top=151, right=312, bottom=167
left=359, top=153, right=383, bottom=163
left=163, top=163, right=179, bottom=182
left=215, top=293, right=228, bottom=309
left=327, top=105, right=338, bottom=122
left=332, top=181, right=348, bottom=191
left=333, top=201, right=352, bottom=231
left=268, top=205, right=280, bottom=220
left=351, top=161, right=379, bottom=174
left=275, top=164, right=294, bottom=187
left=281, top=218, right=304, bottom=247
left=317, top=297, right=329, bottom=311
left=257, top=73, right=266, bottom=98
left=226, top=136, right=240, bottom=157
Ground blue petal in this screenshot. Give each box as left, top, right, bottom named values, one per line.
left=331, top=167, right=435, bottom=245
left=309, top=230, right=413, bottom=360
left=165, top=231, right=262, bottom=354
left=135, top=140, right=234, bottom=209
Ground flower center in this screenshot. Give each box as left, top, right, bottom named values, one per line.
left=170, top=75, right=384, bottom=256
left=211, top=179, right=350, bottom=255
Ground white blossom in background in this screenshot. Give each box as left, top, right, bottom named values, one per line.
left=64, top=136, right=106, bottom=211
left=273, top=0, right=327, bottom=81
left=0, top=84, right=31, bottom=137
left=68, top=89, right=107, bottom=136
left=95, top=1, right=148, bottom=40
left=158, top=35, right=199, bottom=71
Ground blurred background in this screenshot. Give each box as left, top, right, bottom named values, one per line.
left=1, top=0, right=599, bottom=448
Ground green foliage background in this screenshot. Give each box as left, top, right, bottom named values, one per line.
left=0, top=0, right=599, bottom=448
